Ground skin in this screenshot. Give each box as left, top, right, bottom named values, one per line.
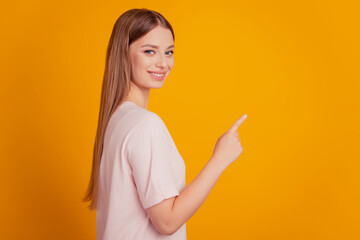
left=124, top=25, right=175, bottom=109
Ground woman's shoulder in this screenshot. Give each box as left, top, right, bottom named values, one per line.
left=131, top=109, right=165, bottom=130
left=120, top=101, right=165, bottom=125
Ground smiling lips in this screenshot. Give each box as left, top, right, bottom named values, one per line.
left=148, top=71, right=166, bottom=80
left=148, top=71, right=166, bottom=74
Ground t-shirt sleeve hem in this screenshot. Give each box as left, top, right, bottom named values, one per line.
left=143, top=190, right=180, bottom=209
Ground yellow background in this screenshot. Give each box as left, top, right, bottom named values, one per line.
left=1, top=0, right=359, bottom=239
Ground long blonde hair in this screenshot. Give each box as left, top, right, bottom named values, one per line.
left=82, top=8, right=175, bottom=210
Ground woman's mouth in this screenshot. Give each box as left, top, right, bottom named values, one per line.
left=148, top=71, right=166, bottom=81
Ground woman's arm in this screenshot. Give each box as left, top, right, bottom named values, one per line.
left=167, top=157, right=226, bottom=234
left=148, top=115, right=247, bottom=235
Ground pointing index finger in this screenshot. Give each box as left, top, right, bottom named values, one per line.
left=229, top=114, right=247, bottom=132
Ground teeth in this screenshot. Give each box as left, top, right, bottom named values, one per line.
left=150, top=72, right=164, bottom=77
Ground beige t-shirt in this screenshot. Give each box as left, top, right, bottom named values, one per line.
left=96, top=101, right=186, bottom=240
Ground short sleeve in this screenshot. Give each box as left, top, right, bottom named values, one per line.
left=126, top=113, right=180, bottom=209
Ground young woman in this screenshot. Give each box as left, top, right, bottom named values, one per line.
left=83, top=8, right=247, bottom=240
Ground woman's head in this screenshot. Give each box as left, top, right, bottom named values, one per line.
left=82, top=8, right=175, bottom=210
left=109, top=8, right=175, bottom=96
left=129, top=25, right=175, bottom=91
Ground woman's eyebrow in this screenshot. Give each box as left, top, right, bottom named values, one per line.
left=140, top=44, right=174, bottom=49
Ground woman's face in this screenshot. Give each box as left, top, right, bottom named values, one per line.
left=128, top=26, right=175, bottom=89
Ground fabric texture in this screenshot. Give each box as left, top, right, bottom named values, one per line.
left=96, top=101, right=186, bottom=240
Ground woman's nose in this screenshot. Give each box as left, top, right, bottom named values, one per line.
left=155, top=54, right=167, bottom=68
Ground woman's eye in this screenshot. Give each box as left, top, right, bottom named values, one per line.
left=144, top=50, right=174, bottom=56
left=144, top=50, right=155, bottom=54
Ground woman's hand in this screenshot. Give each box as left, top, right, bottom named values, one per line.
left=210, top=114, right=247, bottom=170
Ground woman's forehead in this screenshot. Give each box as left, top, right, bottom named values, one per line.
left=133, top=26, right=174, bottom=48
